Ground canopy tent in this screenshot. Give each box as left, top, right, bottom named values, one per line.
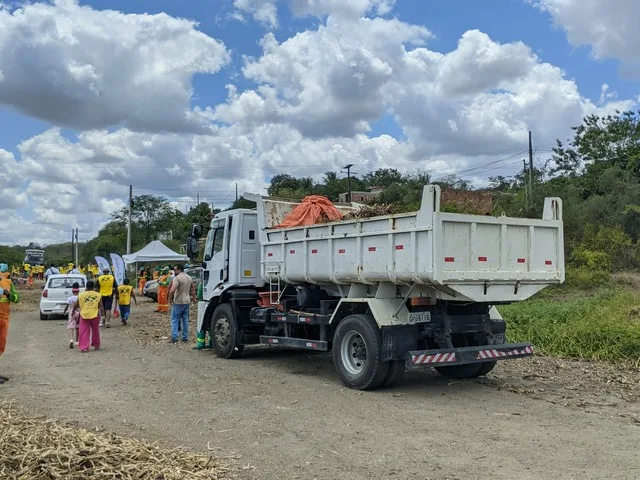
left=122, top=240, right=189, bottom=265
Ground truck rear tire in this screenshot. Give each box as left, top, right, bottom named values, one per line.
left=472, top=361, right=497, bottom=377
left=435, top=363, right=483, bottom=380
left=210, top=304, right=244, bottom=359
left=380, top=360, right=405, bottom=388
left=333, top=314, right=389, bottom=390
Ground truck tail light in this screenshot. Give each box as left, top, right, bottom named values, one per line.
left=42, top=289, right=48, bottom=298
left=411, top=296, right=435, bottom=306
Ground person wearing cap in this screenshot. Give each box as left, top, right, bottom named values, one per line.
left=0, top=263, right=19, bottom=385
left=97, top=268, right=118, bottom=328
left=63, top=282, right=81, bottom=348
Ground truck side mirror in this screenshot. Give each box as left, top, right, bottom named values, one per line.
left=190, top=224, right=203, bottom=239
left=187, top=237, right=199, bottom=260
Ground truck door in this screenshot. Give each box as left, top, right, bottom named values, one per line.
left=202, top=216, right=231, bottom=299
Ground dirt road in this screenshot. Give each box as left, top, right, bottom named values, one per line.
left=2, top=303, right=640, bottom=480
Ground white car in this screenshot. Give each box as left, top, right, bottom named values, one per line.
left=39, top=274, right=87, bottom=320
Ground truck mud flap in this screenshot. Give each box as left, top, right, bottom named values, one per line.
left=407, top=343, right=533, bottom=369
left=260, top=336, right=328, bottom=351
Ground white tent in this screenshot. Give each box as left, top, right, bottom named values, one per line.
left=122, top=240, right=189, bottom=265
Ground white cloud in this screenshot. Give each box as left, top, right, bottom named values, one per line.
left=290, top=0, right=397, bottom=18
left=215, top=17, right=431, bottom=138
left=233, top=0, right=279, bottom=27
left=1, top=2, right=636, bottom=246
left=535, top=0, right=640, bottom=76
left=233, top=0, right=397, bottom=28
left=217, top=18, right=634, bottom=157
left=0, top=0, right=230, bottom=133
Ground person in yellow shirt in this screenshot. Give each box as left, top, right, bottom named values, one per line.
left=97, top=269, right=118, bottom=328
left=117, top=279, right=137, bottom=326
left=23, top=263, right=30, bottom=279
left=77, top=280, right=104, bottom=352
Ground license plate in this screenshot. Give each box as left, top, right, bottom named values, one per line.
left=408, top=311, right=431, bottom=324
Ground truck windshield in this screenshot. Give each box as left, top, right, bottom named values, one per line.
left=24, top=251, right=44, bottom=265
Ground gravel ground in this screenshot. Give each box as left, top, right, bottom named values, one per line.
left=1, top=288, right=640, bottom=479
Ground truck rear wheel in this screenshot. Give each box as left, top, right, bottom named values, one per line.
left=472, top=361, right=497, bottom=377
left=435, top=363, right=483, bottom=379
left=380, top=360, right=405, bottom=388
left=210, top=304, right=244, bottom=359
left=333, top=314, right=389, bottom=390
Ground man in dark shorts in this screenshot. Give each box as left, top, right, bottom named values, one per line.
left=97, top=268, right=118, bottom=328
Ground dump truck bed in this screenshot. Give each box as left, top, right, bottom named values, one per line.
left=251, top=186, right=564, bottom=302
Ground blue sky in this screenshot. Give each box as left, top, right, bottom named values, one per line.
left=0, top=0, right=638, bottom=245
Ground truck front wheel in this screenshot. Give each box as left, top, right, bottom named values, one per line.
left=333, top=314, right=389, bottom=390
left=210, top=304, right=244, bottom=359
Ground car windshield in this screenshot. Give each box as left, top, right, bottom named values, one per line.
left=48, top=277, right=85, bottom=288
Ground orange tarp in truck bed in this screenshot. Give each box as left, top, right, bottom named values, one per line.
left=275, top=195, right=343, bottom=228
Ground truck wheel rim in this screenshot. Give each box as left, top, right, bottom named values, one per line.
left=214, top=317, right=230, bottom=347
left=341, top=330, right=367, bottom=375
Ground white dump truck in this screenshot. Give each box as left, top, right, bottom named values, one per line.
left=188, top=185, right=564, bottom=390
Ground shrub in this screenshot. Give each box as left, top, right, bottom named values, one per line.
left=501, top=289, right=640, bottom=363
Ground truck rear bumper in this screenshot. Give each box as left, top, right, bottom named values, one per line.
left=407, top=343, right=533, bottom=369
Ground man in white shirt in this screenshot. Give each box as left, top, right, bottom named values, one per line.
left=44, top=264, right=60, bottom=281
left=69, top=264, right=81, bottom=274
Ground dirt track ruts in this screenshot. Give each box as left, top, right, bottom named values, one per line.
left=2, top=302, right=640, bottom=480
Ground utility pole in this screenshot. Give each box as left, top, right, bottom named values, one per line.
left=197, top=193, right=200, bottom=205
left=342, top=164, right=354, bottom=202
left=127, top=185, right=132, bottom=255
left=528, top=130, right=534, bottom=199
left=75, top=228, right=79, bottom=265
left=235, top=182, right=238, bottom=202
left=71, top=229, right=74, bottom=263
left=522, top=159, right=528, bottom=209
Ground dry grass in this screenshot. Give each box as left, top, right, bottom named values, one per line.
left=126, top=297, right=199, bottom=347
left=0, top=404, right=235, bottom=479
left=343, top=204, right=403, bottom=219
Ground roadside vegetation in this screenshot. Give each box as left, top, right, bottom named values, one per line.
left=501, top=268, right=640, bottom=365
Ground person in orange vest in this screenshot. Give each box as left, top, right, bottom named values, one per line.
left=138, top=267, right=147, bottom=295
left=0, top=263, right=19, bottom=385
left=156, top=267, right=171, bottom=313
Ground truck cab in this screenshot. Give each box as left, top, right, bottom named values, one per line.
left=200, top=209, right=262, bottom=302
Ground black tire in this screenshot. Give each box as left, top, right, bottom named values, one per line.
left=210, top=303, right=244, bottom=359
left=470, top=318, right=504, bottom=377
left=435, top=363, right=483, bottom=380
left=39, top=311, right=48, bottom=320
left=332, top=314, right=389, bottom=390
left=472, top=361, right=497, bottom=377
left=380, top=360, right=405, bottom=388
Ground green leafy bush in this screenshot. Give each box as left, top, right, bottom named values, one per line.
left=501, top=289, right=640, bottom=363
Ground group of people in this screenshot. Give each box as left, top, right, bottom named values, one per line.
left=0, top=260, right=201, bottom=385
left=63, top=269, right=138, bottom=351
